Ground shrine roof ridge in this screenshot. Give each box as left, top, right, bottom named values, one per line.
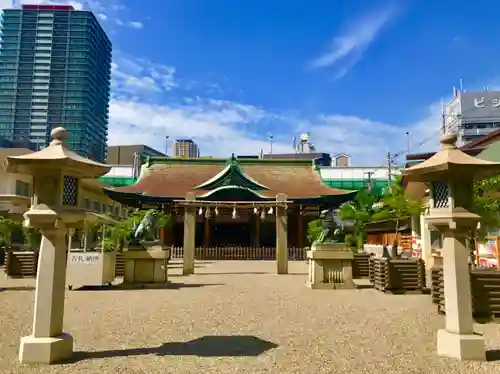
left=145, top=156, right=317, bottom=167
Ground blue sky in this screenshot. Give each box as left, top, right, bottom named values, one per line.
left=7, top=0, right=500, bottom=164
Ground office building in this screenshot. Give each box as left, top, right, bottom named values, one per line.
left=0, top=4, right=112, bottom=162
left=173, top=139, right=199, bottom=158
left=445, top=89, right=500, bottom=147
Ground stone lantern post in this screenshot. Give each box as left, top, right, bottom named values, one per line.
left=403, top=132, right=500, bottom=361
left=5, top=127, right=110, bottom=364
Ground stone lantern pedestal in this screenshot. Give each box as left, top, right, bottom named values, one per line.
left=5, top=128, right=111, bottom=364
left=403, top=132, right=500, bottom=361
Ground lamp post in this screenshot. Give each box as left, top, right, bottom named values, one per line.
left=268, top=133, right=274, bottom=155
left=5, top=127, right=111, bottom=364
left=403, top=132, right=500, bottom=361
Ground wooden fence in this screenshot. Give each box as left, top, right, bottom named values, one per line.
left=370, top=257, right=426, bottom=293
left=115, top=252, right=124, bottom=276
left=0, top=246, right=5, bottom=266
left=431, top=266, right=500, bottom=318
left=352, top=253, right=372, bottom=278
left=169, top=246, right=308, bottom=261
left=4, top=250, right=38, bottom=278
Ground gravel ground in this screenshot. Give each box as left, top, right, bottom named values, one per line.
left=1, top=260, right=500, bottom=374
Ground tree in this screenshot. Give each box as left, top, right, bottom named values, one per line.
left=23, top=227, right=42, bottom=250
left=371, top=177, right=423, bottom=221
left=0, top=216, right=40, bottom=249
left=338, top=189, right=376, bottom=248
left=473, top=175, right=500, bottom=237
left=0, top=216, right=18, bottom=245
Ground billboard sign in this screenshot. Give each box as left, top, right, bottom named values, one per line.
left=459, top=91, right=500, bottom=122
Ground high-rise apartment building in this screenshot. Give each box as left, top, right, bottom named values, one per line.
left=445, top=89, right=500, bottom=147
left=0, top=4, right=111, bottom=162
left=173, top=139, right=200, bottom=158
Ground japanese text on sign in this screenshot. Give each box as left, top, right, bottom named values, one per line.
left=474, top=97, right=500, bottom=108
left=70, top=253, right=100, bottom=265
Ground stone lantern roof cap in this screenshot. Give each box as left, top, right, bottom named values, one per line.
left=403, top=132, right=500, bottom=183
left=4, top=127, right=111, bottom=179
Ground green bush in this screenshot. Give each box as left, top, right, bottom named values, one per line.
left=344, top=234, right=357, bottom=248
left=307, top=219, right=322, bottom=245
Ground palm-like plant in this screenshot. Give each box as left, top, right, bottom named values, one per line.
left=306, top=219, right=323, bottom=245
left=338, top=189, right=376, bottom=248
left=370, top=177, right=423, bottom=222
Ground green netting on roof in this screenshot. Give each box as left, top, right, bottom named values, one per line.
left=323, top=179, right=389, bottom=197
left=99, top=176, right=137, bottom=187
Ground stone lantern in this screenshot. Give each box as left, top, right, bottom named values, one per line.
left=5, top=127, right=110, bottom=364
left=403, top=132, right=500, bottom=361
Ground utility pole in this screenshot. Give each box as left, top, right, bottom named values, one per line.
left=405, top=131, right=410, bottom=154
left=268, top=134, right=274, bottom=155
left=365, top=171, right=374, bottom=191
left=387, top=151, right=392, bottom=185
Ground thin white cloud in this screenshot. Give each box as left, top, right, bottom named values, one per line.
left=127, top=21, right=143, bottom=29
left=112, top=53, right=177, bottom=96
left=310, top=5, right=397, bottom=78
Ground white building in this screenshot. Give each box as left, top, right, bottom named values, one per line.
left=445, top=89, right=500, bottom=146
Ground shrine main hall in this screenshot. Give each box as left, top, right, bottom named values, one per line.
left=104, top=155, right=356, bottom=249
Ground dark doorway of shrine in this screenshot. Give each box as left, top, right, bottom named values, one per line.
left=196, top=222, right=276, bottom=247
left=169, top=218, right=296, bottom=248
left=211, top=223, right=251, bottom=246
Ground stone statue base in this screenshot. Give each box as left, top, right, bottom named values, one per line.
left=122, top=249, right=171, bottom=285
left=306, top=242, right=356, bottom=289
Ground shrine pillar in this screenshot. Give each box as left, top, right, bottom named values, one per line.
left=276, top=194, right=288, bottom=274
left=253, top=214, right=261, bottom=247
left=183, top=192, right=196, bottom=275
left=203, top=217, right=213, bottom=248
left=297, top=210, right=304, bottom=248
